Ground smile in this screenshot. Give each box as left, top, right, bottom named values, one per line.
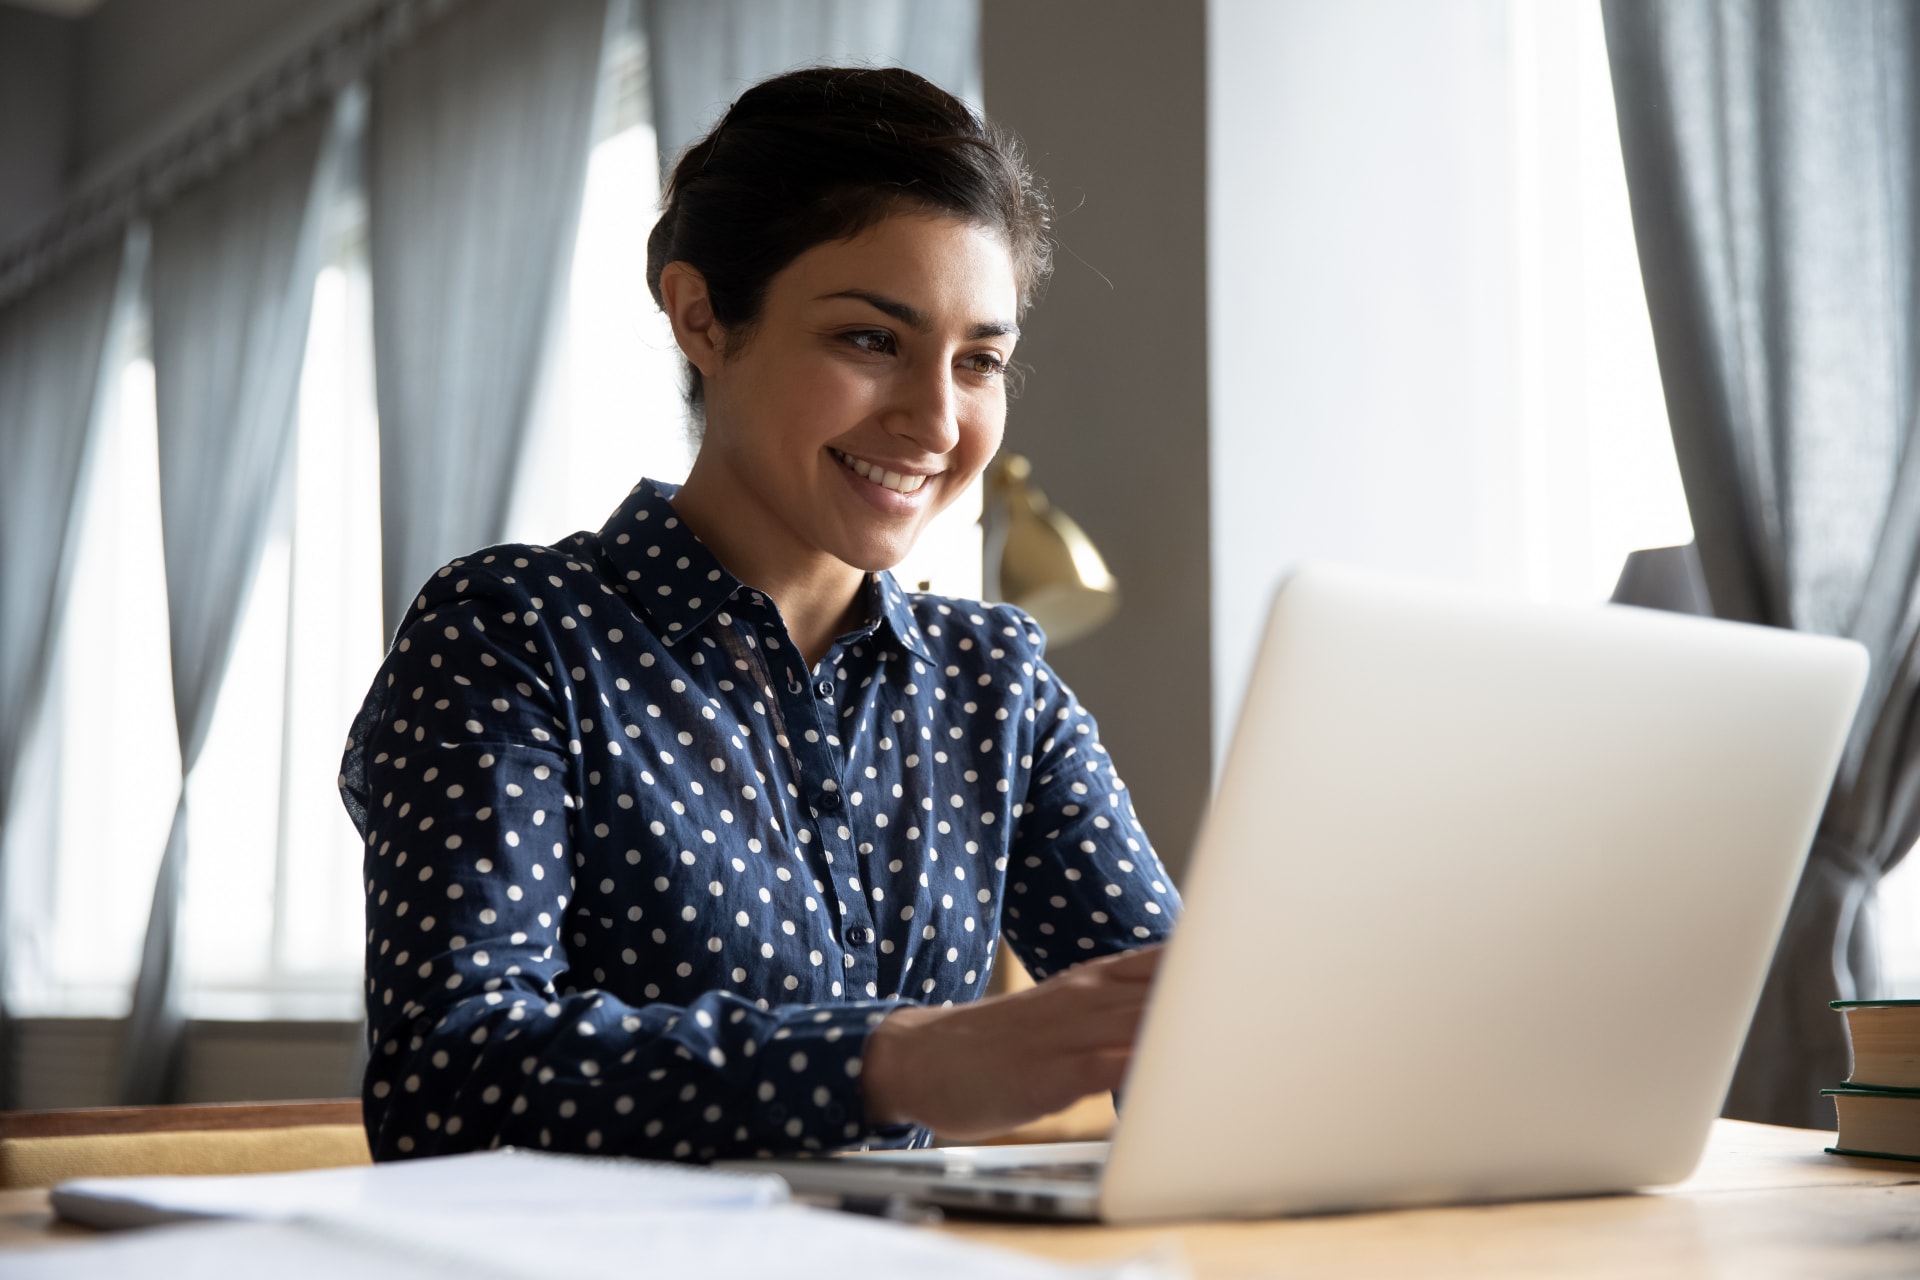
left=830, top=448, right=931, bottom=495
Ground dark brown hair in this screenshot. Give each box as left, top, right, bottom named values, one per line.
left=645, top=66, right=1052, bottom=420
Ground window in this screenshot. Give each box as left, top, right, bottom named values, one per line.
left=1506, top=0, right=1693, bottom=603
left=12, top=326, right=183, bottom=1017
left=1884, top=861, right=1920, bottom=996
left=1512, top=0, right=1920, bottom=995
left=180, top=193, right=384, bottom=1021
left=506, top=23, right=690, bottom=544
left=14, top=186, right=382, bottom=1022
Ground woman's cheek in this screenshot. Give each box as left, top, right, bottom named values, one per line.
left=795, top=360, right=884, bottom=426
left=958, top=395, right=1005, bottom=464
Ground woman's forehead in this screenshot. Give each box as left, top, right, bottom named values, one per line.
left=776, top=213, right=1020, bottom=326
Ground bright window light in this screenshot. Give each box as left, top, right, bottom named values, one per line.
left=1506, top=0, right=1693, bottom=604
left=182, top=210, right=383, bottom=1021
left=507, top=120, right=691, bottom=544
left=275, top=257, right=385, bottom=986
left=25, top=345, right=185, bottom=1016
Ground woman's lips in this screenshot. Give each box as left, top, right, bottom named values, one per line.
left=831, top=447, right=931, bottom=494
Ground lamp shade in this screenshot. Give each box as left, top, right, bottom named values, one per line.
left=983, top=453, right=1119, bottom=646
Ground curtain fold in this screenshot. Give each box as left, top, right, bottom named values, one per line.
left=0, top=231, right=139, bottom=1104
left=369, top=0, right=609, bottom=638
left=1604, top=0, right=1920, bottom=1127
left=644, top=0, right=981, bottom=172
left=117, top=96, right=355, bottom=1105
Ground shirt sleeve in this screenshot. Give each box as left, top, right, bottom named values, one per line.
left=999, top=610, right=1184, bottom=981
left=340, top=580, right=911, bottom=1162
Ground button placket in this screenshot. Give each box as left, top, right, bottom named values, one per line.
left=821, top=640, right=887, bottom=997
left=758, top=630, right=881, bottom=993
left=819, top=639, right=888, bottom=997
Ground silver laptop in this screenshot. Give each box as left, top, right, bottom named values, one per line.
left=720, top=564, right=1867, bottom=1223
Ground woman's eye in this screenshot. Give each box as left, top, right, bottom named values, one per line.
left=846, top=330, right=895, bottom=355
left=962, top=353, right=1006, bottom=377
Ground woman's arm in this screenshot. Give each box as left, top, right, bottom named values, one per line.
left=862, top=943, right=1161, bottom=1139
left=858, top=614, right=1184, bottom=1136
left=997, top=645, right=1183, bottom=976
left=343, top=585, right=911, bottom=1161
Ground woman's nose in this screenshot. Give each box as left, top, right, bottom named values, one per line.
left=888, top=364, right=961, bottom=456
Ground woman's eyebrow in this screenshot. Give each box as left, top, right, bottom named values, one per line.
left=817, top=289, right=1019, bottom=342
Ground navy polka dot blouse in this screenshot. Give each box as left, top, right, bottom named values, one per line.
left=339, top=479, right=1182, bottom=1162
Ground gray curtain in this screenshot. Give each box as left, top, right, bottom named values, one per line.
left=0, top=231, right=140, bottom=1103
left=645, top=0, right=981, bottom=171
left=369, top=0, right=609, bottom=638
left=1604, top=0, right=1920, bottom=1128
left=118, top=97, right=354, bottom=1105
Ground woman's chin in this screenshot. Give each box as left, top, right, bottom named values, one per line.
left=819, top=471, right=940, bottom=571
left=834, top=537, right=916, bottom=576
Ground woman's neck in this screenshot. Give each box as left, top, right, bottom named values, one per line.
left=669, top=458, right=867, bottom=670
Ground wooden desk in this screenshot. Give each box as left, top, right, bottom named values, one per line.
left=944, top=1128, right=1920, bottom=1274
left=0, top=1119, right=1913, bottom=1276
left=941, top=1121, right=1920, bottom=1279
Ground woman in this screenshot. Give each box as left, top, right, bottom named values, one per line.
left=340, top=66, right=1181, bottom=1162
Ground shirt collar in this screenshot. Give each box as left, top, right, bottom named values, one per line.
left=595, top=478, right=934, bottom=664
left=595, top=479, right=737, bottom=643
left=869, top=566, right=935, bottom=664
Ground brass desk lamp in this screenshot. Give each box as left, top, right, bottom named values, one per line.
left=982, top=453, right=1118, bottom=646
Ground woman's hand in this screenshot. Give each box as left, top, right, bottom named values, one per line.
left=860, top=945, right=1164, bottom=1141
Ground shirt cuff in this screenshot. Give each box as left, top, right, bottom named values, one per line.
left=751, top=1000, right=913, bottom=1152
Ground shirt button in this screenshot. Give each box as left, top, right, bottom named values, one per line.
left=816, top=791, right=842, bottom=813
left=815, top=679, right=835, bottom=699
left=847, top=927, right=873, bottom=945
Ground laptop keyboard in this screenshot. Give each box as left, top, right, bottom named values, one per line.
left=945, top=1158, right=1106, bottom=1185
left=837, top=1142, right=1110, bottom=1186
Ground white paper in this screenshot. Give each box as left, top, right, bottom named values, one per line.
left=48, top=1147, right=786, bottom=1230
left=5, top=1208, right=1183, bottom=1280
left=0, top=1220, right=475, bottom=1280
left=319, top=1204, right=1183, bottom=1280
left=38, top=1145, right=1183, bottom=1279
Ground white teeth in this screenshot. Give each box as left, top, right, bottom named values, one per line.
left=834, top=449, right=927, bottom=494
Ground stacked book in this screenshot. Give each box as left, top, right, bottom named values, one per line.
left=1824, top=998, right=1920, bottom=1163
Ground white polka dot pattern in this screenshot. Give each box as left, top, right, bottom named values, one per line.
left=339, top=479, right=1181, bottom=1162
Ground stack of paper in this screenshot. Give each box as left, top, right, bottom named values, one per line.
left=21, top=1149, right=1176, bottom=1280
left=14, top=1208, right=1177, bottom=1280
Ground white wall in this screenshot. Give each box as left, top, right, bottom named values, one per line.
left=1207, top=0, right=1688, bottom=760
left=1209, top=0, right=1516, bottom=757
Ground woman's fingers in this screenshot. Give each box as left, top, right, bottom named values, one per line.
left=1096, top=943, right=1166, bottom=979
left=1053, top=944, right=1164, bottom=990
left=862, top=944, right=1168, bottom=1135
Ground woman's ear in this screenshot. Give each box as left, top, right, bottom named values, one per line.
left=658, top=262, right=725, bottom=380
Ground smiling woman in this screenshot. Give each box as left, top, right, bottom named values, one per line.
left=339, top=67, right=1181, bottom=1163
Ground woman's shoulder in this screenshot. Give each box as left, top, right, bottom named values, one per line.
left=891, top=581, right=1050, bottom=666
left=396, top=534, right=611, bottom=634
